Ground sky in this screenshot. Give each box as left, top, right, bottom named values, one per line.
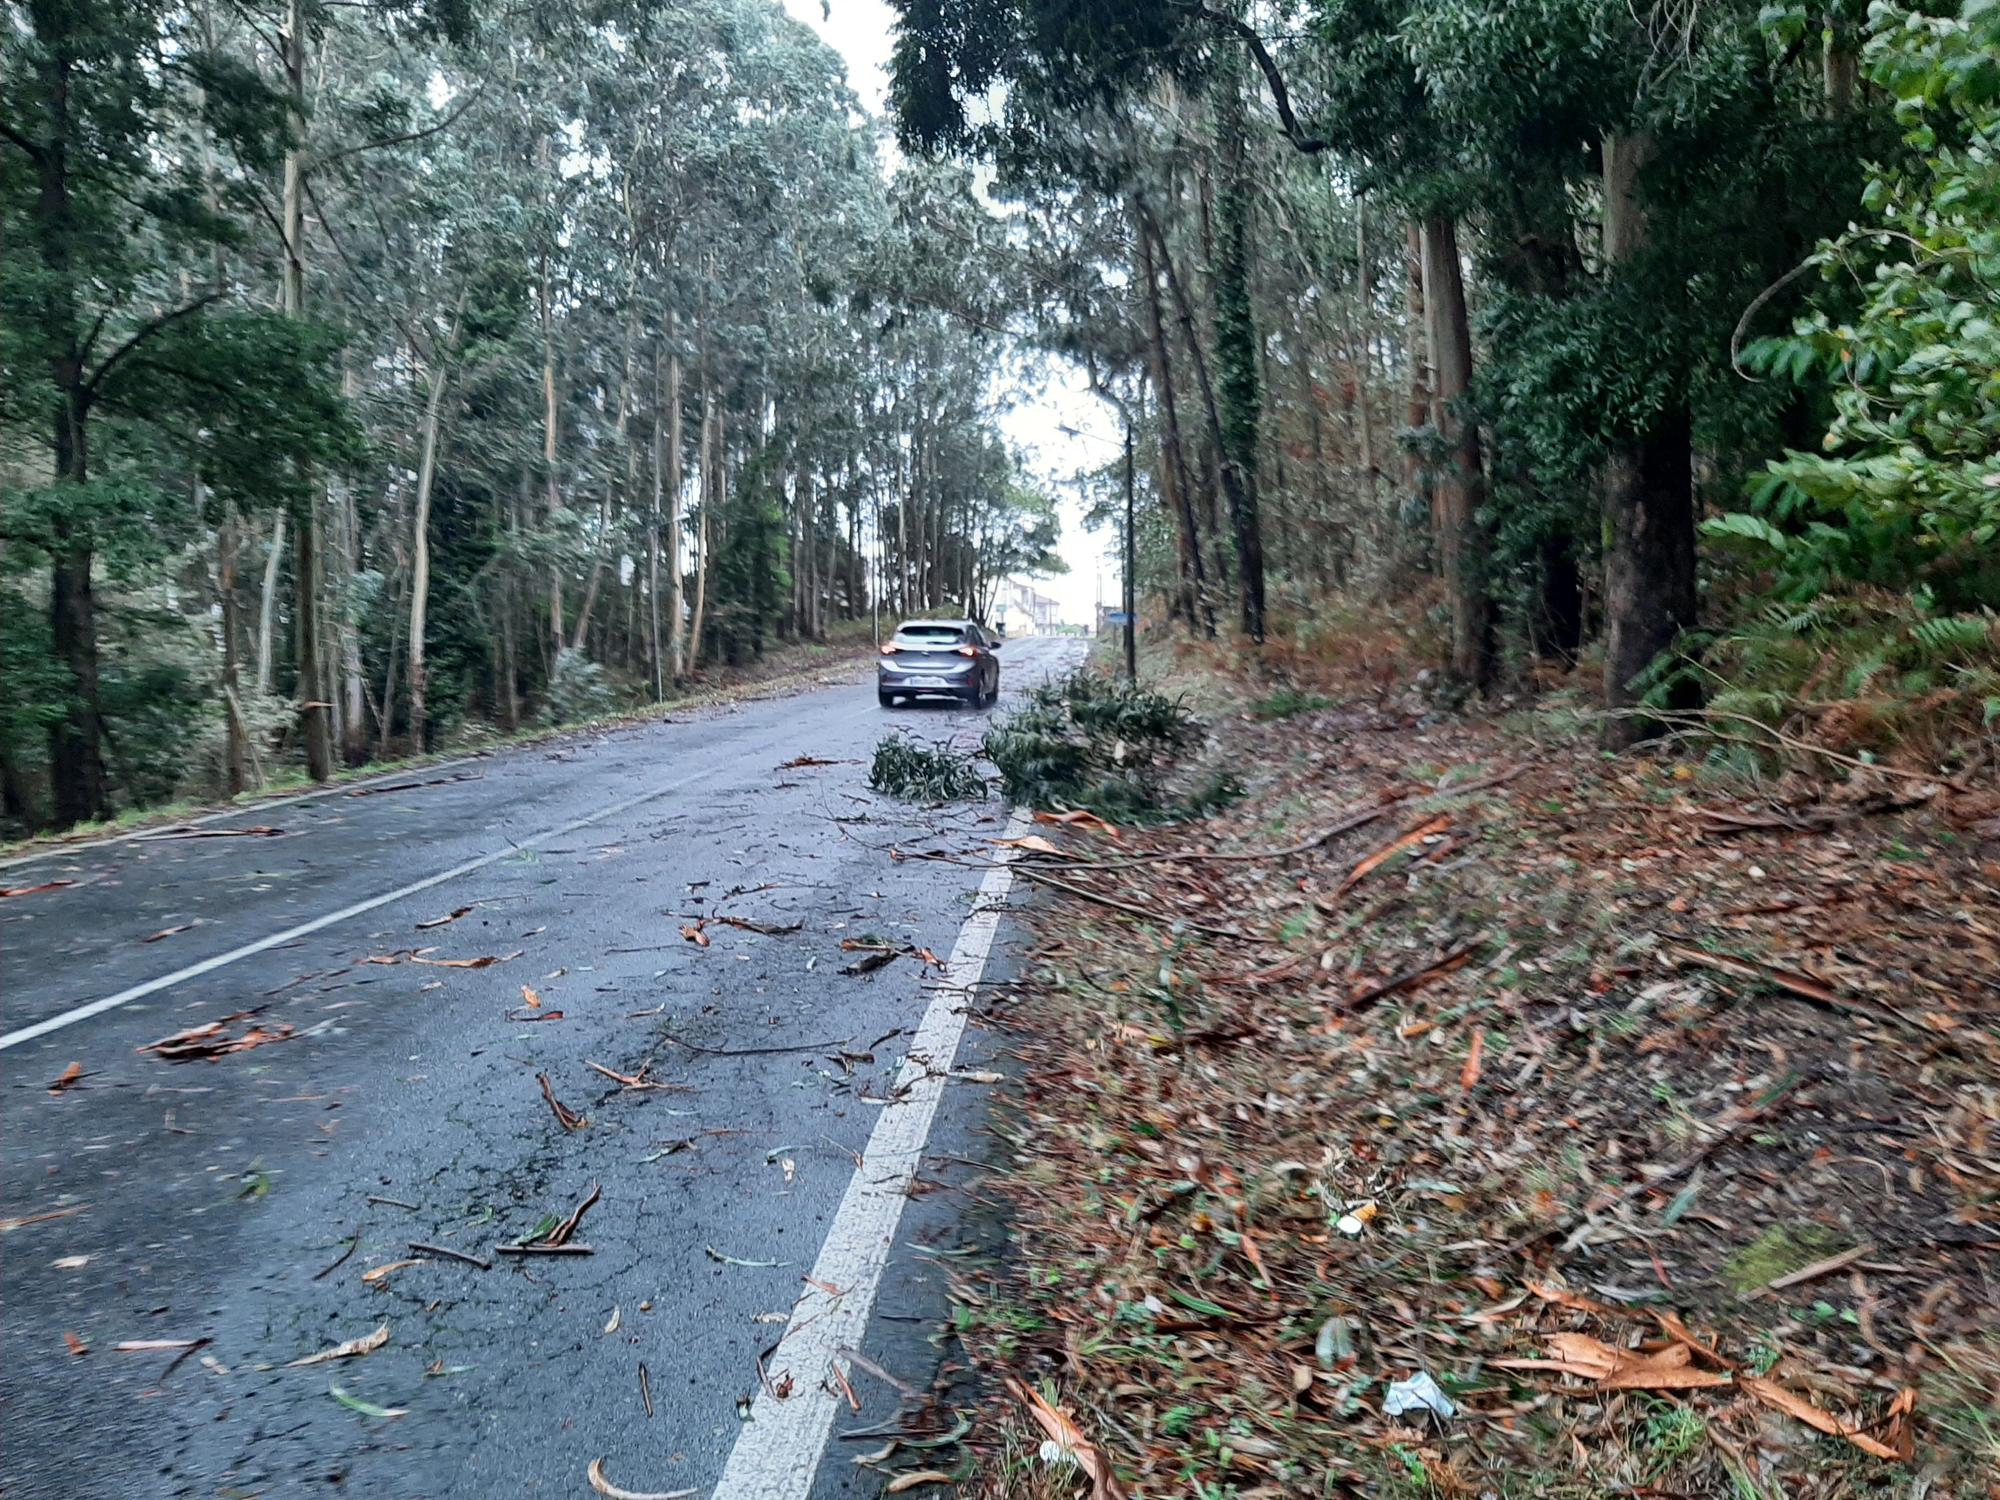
left=779, top=0, right=1120, bottom=626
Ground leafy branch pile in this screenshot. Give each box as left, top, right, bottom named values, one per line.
left=868, top=733, right=989, bottom=803
left=981, top=669, right=1211, bottom=822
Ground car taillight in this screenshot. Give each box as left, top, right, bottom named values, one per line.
left=955, top=645, right=978, bottom=657
left=880, top=644, right=899, bottom=655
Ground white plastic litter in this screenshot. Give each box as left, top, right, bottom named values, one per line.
left=1382, top=1371, right=1457, bottom=1422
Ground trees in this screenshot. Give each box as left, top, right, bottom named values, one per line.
left=890, top=0, right=1888, bottom=736
left=0, top=0, right=1058, bottom=831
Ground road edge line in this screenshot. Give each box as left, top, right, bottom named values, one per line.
left=706, top=805, right=1033, bottom=1500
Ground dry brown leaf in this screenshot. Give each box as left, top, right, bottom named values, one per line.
left=1034, top=808, right=1119, bottom=837
left=410, top=951, right=514, bottom=969
left=284, top=1322, right=389, bottom=1367
left=680, top=924, right=711, bottom=947
left=1337, top=813, right=1451, bottom=895
left=584, top=1458, right=698, bottom=1499
left=1495, top=1333, right=1731, bottom=1390
left=884, top=1472, right=954, bottom=1494
left=140, top=1014, right=296, bottom=1062
left=1458, top=1027, right=1484, bottom=1091
left=1740, top=1376, right=1901, bottom=1460
left=538, top=1072, right=587, bottom=1131
left=63, top=1331, right=88, bottom=1356
left=360, top=1259, right=428, bottom=1285
left=48, top=1062, right=84, bottom=1095
left=996, top=835, right=1064, bottom=856
left=415, top=905, right=474, bottom=929
left=521, top=985, right=541, bottom=1010
left=1007, top=1376, right=1126, bottom=1500
left=0, top=879, right=77, bottom=898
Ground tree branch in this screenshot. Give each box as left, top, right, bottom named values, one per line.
left=1186, top=4, right=1329, bottom=154
left=311, top=85, right=486, bottom=171
left=0, top=118, right=47, bottom=162
left=84, top=291, right=230, bottom=401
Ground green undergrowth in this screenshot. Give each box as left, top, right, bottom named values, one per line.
left=982, top=667, right=1238, bottom=822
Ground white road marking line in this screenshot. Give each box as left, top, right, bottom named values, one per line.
left=708, top=805, right=1033, bottom=1500
left=0, top=765, right=728, bottom=1053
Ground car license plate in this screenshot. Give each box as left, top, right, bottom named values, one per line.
left=909, top=676, right=949, bottom=688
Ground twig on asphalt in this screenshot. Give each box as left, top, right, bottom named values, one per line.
left=408, top=1240, right=492, bottom=1271
left=658, top=1033, right=849, bottom=1058
left=367, top=1194, right=419, bottom=1210
left=494, top=1242, right=594, bottom=1256
left=311, top=1230, right=360, bottom=1281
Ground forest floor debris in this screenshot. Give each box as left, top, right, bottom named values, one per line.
left=950, top=646, right=2000, bottom=1498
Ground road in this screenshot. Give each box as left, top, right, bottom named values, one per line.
left=0, top=634, right=1083, bottom=1500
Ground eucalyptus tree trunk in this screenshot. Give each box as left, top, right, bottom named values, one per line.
left=665, top=327, right=686, bottom=683
left=1599, top=131, right=1697, bottom=745
left=1419, top=215, right=1495, bottom=691
left=537, top=163, right=564, bottom=661
left=282, top=0, right=333, bottom=782
left=256, top=510, right=284, bottom=693
left=1404, top=224, right=1433, bottom=512
left=218, top=505, right=248, bottom=795
left=648, top=340, right=665, bottom=699
left=1353, top=205, right=1381, bottom=530
left=1211, top=87, right=1267, bottom=642
left=1141, top=206, right=1264, bottom=643
left=406, top=354, right=453, bottom=751
left=688, top=373, right=715, bottom=672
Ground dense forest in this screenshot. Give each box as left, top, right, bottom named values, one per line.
left=1, top=0, right=1059, bottom=831
left=6, top=0, right=1998, bottom=835
left=893, top=0, right=2000, bottom=754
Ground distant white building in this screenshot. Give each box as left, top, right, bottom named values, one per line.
left=993, top=579, right=1061, bottom=634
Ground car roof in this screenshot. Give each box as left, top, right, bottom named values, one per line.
left=897, top=619, right=974, bottom=630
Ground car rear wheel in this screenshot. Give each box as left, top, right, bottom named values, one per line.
left=878, top=691, right=899, bottom=709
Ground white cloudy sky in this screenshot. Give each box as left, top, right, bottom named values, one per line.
left=779, top=0, right=1119, bottom=624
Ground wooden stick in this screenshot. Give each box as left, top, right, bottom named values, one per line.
left=408, top=1240, right=491, bottom=1271
left=494, top=1243, right=594, bottom=1256
left=1012, top=866, right=1243, bottom=939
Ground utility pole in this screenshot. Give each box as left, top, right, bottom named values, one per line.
left=1123, top=415, right=1137, bottom=684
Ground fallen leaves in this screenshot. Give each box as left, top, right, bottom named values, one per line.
left=140, top=1013, right=295, bottom=1061
left=1007, top=1377, right=1125, bottom=1500
left=0, top=1205, right=86, bottom=1232
left=1740, top=1375, right=1901, bottom=1460
left=361, top=1258, right=428, bottom=1286
left=63, top=1331, right=88, bottom=1357
left=0, top=879, right=76, bottom=898
left=883, top=1472, right=953, bottom=1494
left=328, top=1383, right=406, bottom=1419
left=538, top=1072, right=588, bottom=1131
left=680, top=923, right=711, bottom=947
left=414, top=905, right=475, bottom=929
left=47, top=1062, right=84, bottom=1095
left=1494, top=1331, right=1732, bottom=1390
left=285, top=1323, right=390, bottom=1367
left=1335, top=812, right=1451, bottom=896
left=586, top=1060, right=676, bottom=1090
left=584, top=1458, right=697, bottom=1500
left=1033, top=808, right=1119, bottom=837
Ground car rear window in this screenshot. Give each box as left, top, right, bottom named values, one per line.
left=895, top=625, right=966, bottom=645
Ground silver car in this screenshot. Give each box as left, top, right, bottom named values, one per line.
left=878, top=620, right=1001, bottom=708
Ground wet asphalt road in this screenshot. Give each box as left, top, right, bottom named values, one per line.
left=0, top=634, right=1083, bottom=1500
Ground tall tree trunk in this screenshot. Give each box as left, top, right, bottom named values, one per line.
left=1211, top=86, right=1268, bottom=641
left=665, top=327, right=686, bottom=684
left=218, top=505, right=248, bottom=796
left=1140, top=204, right=1264, bottom=643
left=538, top=168, right=564, bottom=661
left=406, top=356, right=451, bottom=752
left=1404, top=224, right=1434, bottom=513
left=256, top=509, right=284, bottom=693
left=282, top=0, right=333, bottom=782
left=1600, top=131, right=1697, bottom=745
left=1419, top=215, right=1496, bottom=691
left=1354, top=204, right=1382, bottom=530
left=648, top=341, right=665, bottom=700
left=337, top=372, right=367, bottom=766
left=1137, top=208, right=1209, bottom=631
left=688, top=376, right=715, bottom=672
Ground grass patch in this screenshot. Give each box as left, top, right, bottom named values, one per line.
left=1248, top=686, right=1334, bottom=719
